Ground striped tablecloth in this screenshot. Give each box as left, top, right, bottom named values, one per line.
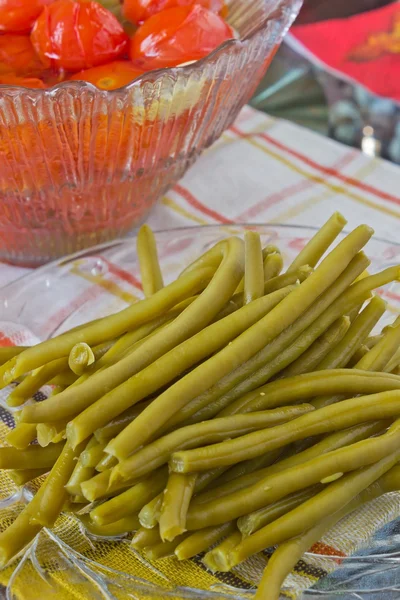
left=1, top=104, right=399, bottom=284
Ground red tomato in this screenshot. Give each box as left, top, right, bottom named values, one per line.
left=31, top=0, right=129, bottom=72
left=130, top=5, right=234, bottom=70
left=0, top=0, right=54, bottom=33
left=0, top=73, right=46, bottom=88
left=0, top=34, right=45, bottom=77
left=69, top=60, right=144, bottom=89
left=123, top=0, right=226, bottom=26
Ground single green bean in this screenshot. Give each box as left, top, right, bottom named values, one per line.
left=90, top=468, right=168, bottom=526
left=8, top=468, right=48, bottom=486
left=202, top=530, right=242, bottom=572
left=159, top=473, right=197, bottom=541
left=316, top=296, right=386, bottom=370
left=137, top=224, right=164, bottom=297
left=173, top=253, right=371, bottom=427
left=1, top=264, right=215, bottom=386
left=21, top=241, right=244, bottom=428
left=131, top=526, right=162, bottom=550
left=238, top=486, right=322, bottom=537
left=216, top=448, right=283, bottom=486
left=139, top=494, right=163, bottom=529
left=0, top=442, right=64, bottom=470
left=0, top=346, right=27, bottom=366
left=287, top=212, right=347, bottom=272
left=263, top=265, right=312, bottom=295
left=36, top=421, right=67, bottom=447
left=67, top=286, right=295, bottom=451
left=80, top=470, right=137, bottom=502
left=5, top=423, right=37, bottom=449
left=81, top=441, right=107, bottom=468
left=65, top=438, right=97, bottom=496
left=80, top=514, right=140, bottom=537
left=0, top=507, right=42, bottom=567
left=175, top=521, right=236, bottom=561
left=144, top=534, right=189, bottom=560
left=107, top=225, right=373, bottom=459
left=190, top=422, right=386, bottom=507
left=29, top=440, right=85, bottom=527
left=223, top=370, right=400, bottom=416
left=277, top=316, right=351, bottom=378
left=171, top=390, right=400, bottom=476
left=49, top=372, right=77, bottom=387
left=110, top=405, right=315, bottom=484
left=68, top=342, right=95, bottom=376
left=347, top=345, right=369, bottom=367
left=244, top=231, right=264, bottom=304
left=95, top=454, right=117, bottom=472
left=94, top=400, right=153, bottom=443
left=263, top=253, right=284, bottom=282
left=357, top=320, right=400, bottom=371
left=229, top=447, right=400, bottom=569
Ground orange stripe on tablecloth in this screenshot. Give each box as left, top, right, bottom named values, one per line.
left=229, top=127, right=400, bottom=220
left=237, top=150, right=357, bottom=220
left=258, top=131, right=400, bottom=209
left=162, top=195, right=209, bottom=225
left=174, top=184, right=232, bottom=224
left=0, top=333, right=14, bottom=347
left=93, top=257, right=143, bottom=292
left=310, top=541, right=347, bottom=564
left=70, top=266, right=139, bottom=304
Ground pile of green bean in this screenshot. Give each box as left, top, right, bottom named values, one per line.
left=1, top=215, right=400, bottom=599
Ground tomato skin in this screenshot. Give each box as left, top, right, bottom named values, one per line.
left=31, top=0, right=129, bottom=72
left=130, top=5, right=234, bottom=70
left=69, top=60, right=144, bottom=89
left=0, top=0, right=53, bottom=33
left=0, top=73, right=46, bottom=88
left=123, top=0, right=226, bottom=26
left=0, top=34, right=45, bottom=77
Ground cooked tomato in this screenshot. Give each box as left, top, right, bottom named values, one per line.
left=0, top=34, right=45, bottom=76
left=130, top=4, right=234, bottom=70
left=123, top=0, right=226, bottom=25
left=31, top=0, right=129, bottom=72
left=69, top=60, right=144, bottom=89
left=0, top=73, right=46, bottom=88
left=0, top=0, right=54, bottom=33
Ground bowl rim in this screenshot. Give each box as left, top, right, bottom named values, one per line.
left=0, top=0, right=302, bottom=95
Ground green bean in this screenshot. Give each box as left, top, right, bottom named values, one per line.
left=171, top=390, right=400, bottom=476
left=173, top=253, right=371, bottom=427
left=36, top=421, right=67, bottom=447
left=262, top=245, right=281, bottom=258
left=80, top=470, right=136, bottom=502
left=29, top=440, right=85, bottom=527
left=67, top=287, right=294, bottom=452
left=263, top=265, right=312, bottom=295
left=190, top=422, right=386, bottom=507
left=8, top=468, right=48, bottom=486
left=95, top=454, right=117, bottom=472
left=80, top=514, right=140, bottom=537
left=175, top=522, right=236, bottom=561
left=49, top=372, right=77, bottom=387
left=238, top=486, right=322, bottom=537
left=287, top=212, right=347, bottom=272
left=5, top=423, right=37, bottom=449
left=223, top=370, right=400, bottom=416
left=229, top=447, right=400, bottom=569
left=107, top=225, right=373, bottom=459
left=385, top=348, right=400, bottom=373
left=357, top=320, right=400, bottom=371
left=244, top=232, right=264, bottom=304
left=202, top=530, right=242, bottom=572
left=110, top=405, right=314, bottom=484
left=159, top=473, right=197, bottom=541
left=0, top=346, right=27, bottom=366
left=7, top=357, right=69, bottom=407
left=81, top=441, right=107, bottom=468
left=316, top=296, right=386, bottom=370
left=21, top=241, right=244, bottom=428
left=277, top=316, right=350, bottom=378
left=254, top=468, right=400, bottom=600
left=0, top=442, right=64, bottom=470
left=144, top=534, right=189, bottom=560
left=1, top=264, right=215, bottom=386
left=68, top=343, right=95, bottom=376
left=65, top=438, right=97, bottom=496
left=137, top=224, right=164, bottom=297
left=0, top=507, right=42, bottom=567
left=90, top=468, right=168, bottom=526
left=347, top=345, right=369, bottom=367
left=139, top=494, right=163, bottom=529
left=263, top=253, right=284, bottom=282
left=94, top=400, right=153, bottom=443
left=216, top=448, right=283, bottom=486
left=131, top=526, right=162, bottom=550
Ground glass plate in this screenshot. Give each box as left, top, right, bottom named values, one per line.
left=1, top=224, right=400, bottom=600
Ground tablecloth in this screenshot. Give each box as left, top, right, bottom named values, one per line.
left=1, top=104, right=399, bottom=288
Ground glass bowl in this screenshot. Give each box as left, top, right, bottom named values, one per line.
left=1, top=224, right=400, bottom=600
left=0, top=0, right=301, bottom=268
